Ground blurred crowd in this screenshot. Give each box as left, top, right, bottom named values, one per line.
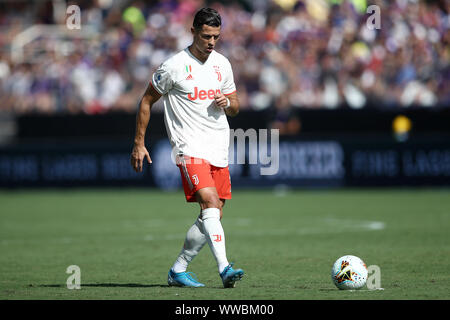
left=0, top=0, right=448, bottom=117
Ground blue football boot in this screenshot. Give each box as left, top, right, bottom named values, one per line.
left=220, top=263, right=244, bottom=288
left=167, top=269, right=205, bottom=287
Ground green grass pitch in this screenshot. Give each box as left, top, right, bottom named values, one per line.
left=0, top=188, right=449, bottom=300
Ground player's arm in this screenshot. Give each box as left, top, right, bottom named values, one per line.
left=214, top=91, right=239, bottom=117
left=131, top=83, right=162, bottom=172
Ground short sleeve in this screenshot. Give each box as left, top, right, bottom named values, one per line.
left=221, top=60, right=236, bottom=96
left=151, top=63, right=173, bottom=95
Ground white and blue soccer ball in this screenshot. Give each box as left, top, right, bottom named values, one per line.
left=331, top=255, right=368, bottom=290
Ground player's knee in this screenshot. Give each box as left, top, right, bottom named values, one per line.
left=202, top=197, right=221, bottom=209
left=196, top=187, right=222, bottom=210
left=199, top=194, right=221, bottom=209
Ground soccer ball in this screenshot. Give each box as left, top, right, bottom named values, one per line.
left=331, top=255, right=368, bottom=290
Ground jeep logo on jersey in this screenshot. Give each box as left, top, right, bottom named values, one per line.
left=188, top=87, right=221, bottom=101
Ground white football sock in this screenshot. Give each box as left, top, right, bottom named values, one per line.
left=171, top=217, right=207, bottom=273
left=201, top=207, right=229, bottom=274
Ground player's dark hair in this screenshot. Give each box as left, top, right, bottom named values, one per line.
left=193, top=8, right=221, bottom=30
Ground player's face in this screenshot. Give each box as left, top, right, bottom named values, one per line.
left=191, top=25, right=221, bottom=57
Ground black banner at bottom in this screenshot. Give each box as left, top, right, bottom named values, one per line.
left=0, top=300, right=439, bottom=318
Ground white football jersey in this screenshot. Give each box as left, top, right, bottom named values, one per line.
left=151, top=48, right=236, bottom=167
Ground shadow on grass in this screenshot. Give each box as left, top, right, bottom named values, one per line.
left=38, top=283, right=169, bottom=288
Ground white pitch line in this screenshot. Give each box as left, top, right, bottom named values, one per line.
left=324, top=218, right=386, bottom=231
left=142, top=218, right=385, bottom=241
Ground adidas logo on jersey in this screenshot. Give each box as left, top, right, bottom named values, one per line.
left=186, top=74, right=194, bottom=80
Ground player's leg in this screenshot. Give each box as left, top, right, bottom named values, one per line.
left=196, top=187, right=230, bottom=274
left=168, top=213, right=207, bottom=287
left=170, top=213, right=206, bottom=273
left=197, top=187, right=244, bottom=288
left=171, top=196, right=225, bottom=272
left=167, top=156, right=213, bottom=287
left=210, top=166, right=244, bottom=288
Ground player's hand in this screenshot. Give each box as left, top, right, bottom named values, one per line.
left=131, top=144, right=152, bottom=172
left=214, top=93, right=229, bottom=109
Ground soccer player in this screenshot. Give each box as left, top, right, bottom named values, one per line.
left=130, top=8, right=244, bottom=288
